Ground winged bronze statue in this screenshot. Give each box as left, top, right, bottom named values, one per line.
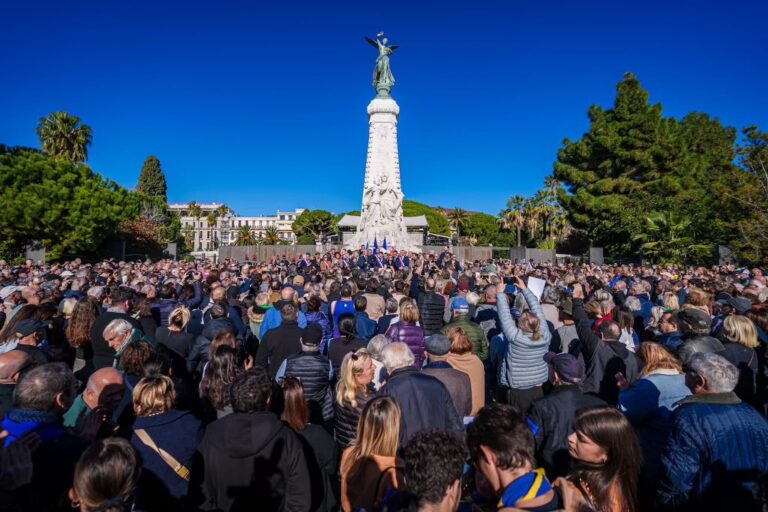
left=366, top=33, right=398, bottom=96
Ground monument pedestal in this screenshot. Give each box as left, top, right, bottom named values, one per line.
left=347, top=96, right=414, bottom=251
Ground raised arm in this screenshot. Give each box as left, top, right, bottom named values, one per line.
left=496, top=292, right=521, bottom=341
left=571, top=284, right=599, bottom=359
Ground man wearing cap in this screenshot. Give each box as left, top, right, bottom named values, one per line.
left=12, top=318, right=52, bottom=366
left=421, top=334, right=472, bottom=418
left=440, top=297, right=489, bottom=361
left=275, top=324, right=334, bottom=425
left=676, top=308, right=725, bottom=364
left=528, top=352, right=606, bottom=477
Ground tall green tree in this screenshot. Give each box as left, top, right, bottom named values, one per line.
left=292, top=210, right=335, bottom=243
left=36, top=112, right=93, bottom=163
left=633, top=212, right=712, bottom=265
left=447, top=208, right=469, bottom=238
left=136, top=156, right=168, bottom=201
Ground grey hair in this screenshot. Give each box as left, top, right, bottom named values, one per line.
left=14, top=363, right=77, bottom=413
left=542, top=286, right=563, bottom=305
left=380, top=342, right=415, bottom=370
left=367, top=334, right=390, bottom=359
left=688, top=352, right=739, bottom=393
left=465, top=291, right=481, bottom=306
left=624, top=296, right=642, bottom=312
left=103, top=319, right=133, bottom=340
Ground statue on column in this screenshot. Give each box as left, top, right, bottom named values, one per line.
left=366, top=32, right=399, bottom=96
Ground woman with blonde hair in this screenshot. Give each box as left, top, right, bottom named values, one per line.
left=334, top=349, right=376, bottom=448
left=662, top=292, right=680, bottom=312
left=446, top=327, right=485, bottom=415
left=385, top=299, right=426, bottom=368
left=130, top=375, right=202, bottom=508
left=340, top=396, right=403, bottom=512
left=721, top=315, right=760, bottom=405
left=154, top=306, right=195, bottom=360
left=618, top=342, right=690, bottom=482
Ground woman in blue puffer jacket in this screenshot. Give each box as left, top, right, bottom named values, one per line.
left=496, top=276, right=551, bottom=412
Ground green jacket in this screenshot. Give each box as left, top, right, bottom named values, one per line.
left=441, top=315, right=489, bottom=361
left=63, top=394, right=91, bottom=429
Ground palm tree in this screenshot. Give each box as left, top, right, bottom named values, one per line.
left=523, top=197, right=541, bottom=241
left=206, top=212, right=218, bottom=250
left=263, top=226, right=281, bottom=245
left=36, top=112, right=93, bottom=163
left=503, top=195, right=526, bottom=247
left=447, top=208, right=469, bottom=239
left=234, top=226, right=256, bottom=246
left=633, top=212, right=712, bottom=265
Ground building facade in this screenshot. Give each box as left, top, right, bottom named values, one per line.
left=167, top=203, right=305, bottom=252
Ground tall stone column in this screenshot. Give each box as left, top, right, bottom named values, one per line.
left=348, top=96, right=411, bottom=250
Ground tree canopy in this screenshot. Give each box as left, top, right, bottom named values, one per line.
left=292, top=209, right=336, bottom=244
left=136, top=155, right=168, bottom=201
left=35, top=112, right=93, bottom=163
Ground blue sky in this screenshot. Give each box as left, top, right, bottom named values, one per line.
left=2, top=0, right=766, bottom=216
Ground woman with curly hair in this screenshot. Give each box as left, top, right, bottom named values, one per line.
left=66, top=298, right=101, bottom=375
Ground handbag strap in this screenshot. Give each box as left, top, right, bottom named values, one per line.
left=134, top=429, right=190, bottom=481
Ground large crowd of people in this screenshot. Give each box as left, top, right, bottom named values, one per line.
left=0, top=247, right=767, bottom=511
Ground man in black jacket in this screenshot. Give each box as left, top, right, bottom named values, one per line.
left=195, top=367, right=311, bottom=511
left=256, top=303, right=303, bottom=378
left=528, top=352, right=605, bottom=477
left=378, top=342, right=463, bottom=445
left=572, top=284, right=639, bottom=405
left=416, top=277, right=445, bottom=336
left=90, top=286, right=142, bottom=370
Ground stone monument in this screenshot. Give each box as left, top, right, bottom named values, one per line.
left=346, top=33, right=415, bottom=251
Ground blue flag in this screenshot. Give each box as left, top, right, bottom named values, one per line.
left=366, top=241, right=369, bottom=251
left=373, top=236, right=379, bottom=255
left=383, top=237, right=388, bottom=251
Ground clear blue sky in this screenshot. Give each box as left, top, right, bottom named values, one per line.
left=2, top=0, right=766, bottom=216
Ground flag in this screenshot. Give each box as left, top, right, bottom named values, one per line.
left=383, top=237, right=388, bottom=251
left=373, top=236, right=379, bottom=255
left=366, top=241, right=369, bottom=251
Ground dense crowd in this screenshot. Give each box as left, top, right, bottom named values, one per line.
left=0, top=247, right=767, bottom=512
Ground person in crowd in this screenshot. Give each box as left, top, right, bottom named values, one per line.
left=618, top=342, right=691, bottom=483
left=572, top=283, right=639, bottom=405
left=551, top=296, right=579, bottom=354
left=328, top=315, right=369, bottom=376
left=378, top=342, right=463, bottom=444
left=195, top=367, right=311, bottom=511
left=529, top=352, right=606, bottom=478
left=200, top=345, right=242, bottom=420
left=68, top=437, right=141, bottom=512
left=495, top=276, right=551, bottom=412
left=331, top=284, right=356, bottom=338
left=276, top=324, right=334, bottom=426
left=466, top=403, right=560, bottom=510
left=63, top=367, right=125, bottom=439
left=385, top=299, right=426, bottom=368
left=445, top=327, right=485, bottom=416
left=416, top=277, right=445, bottom=336
left=255, top=303, right=304, bottom=377
left=474, top=284, right=501, bottom=339
left=560, top=407, right=642, bottom=512
left=658, top=352, right=768, bottom=511
left=720, top=314, right=760, bottom=406
left=340, top=396, right=403, bottom=512
left=0, top=351, right=33, bottom=417
left=103, top=318, right=152, bottom=371
left=334, top=349, right=376, bottom=448
left=11, top=318, right=51, bottom=366
left=258, top=286, right=308, bottom=339
left=675, top=308, right=725, bottom=364
left=90, top=287, right=143, bottom=370
left=366, top=334, right=390, bottom=390
left=279, top=377, right=340, bottom=512
left=154, top=306, right=195, bottom=361
left=353, top=296, right=377, bottom=341
left=130, top=375, right=202, bottom=509
left=421, top=333, right=472, bottom=419
left=656, top=311, right=684, bottom=352
left=2, top=363, right=89, bottom=511
left=363, top=279, right=386, bottom=322
left=441, top=297, right=489, bottom=362
left=246, top=292, right=271, bottom=339
left=65, top=297, right=101, bottom=376
left=305, top=296, right=332, bottom=349
left=377, top=297, right=399, bottom=335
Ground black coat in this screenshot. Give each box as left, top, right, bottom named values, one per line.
left=195, top=411, right=311, bottom=512
left=297, top=424, right=340, bottom=512
left=334, top=392, right=374, bottom=449
left=256, top=320, right=303, bottom=377
left=528, top=384, right=606, bottom=478
left=417, top=291, right=445, bottom=336
left=378, top=366, right=463, bottom=445
left=90, top=311, right=143, bottom=370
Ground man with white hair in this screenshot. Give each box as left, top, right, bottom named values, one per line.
left=90, top=286, right=143, bottom=370
left=658, top=352, right=768, bottom=510
left=102, top=318, right=148, bottom=371
left=377, top=342, right=463, bottom=445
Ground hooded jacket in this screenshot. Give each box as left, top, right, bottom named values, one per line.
left=196, top=411, right=311, bottom=511
left=385, top=322, right=426, bottom=368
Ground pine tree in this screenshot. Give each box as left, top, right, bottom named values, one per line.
left=136, top=156, right=168, bottom=201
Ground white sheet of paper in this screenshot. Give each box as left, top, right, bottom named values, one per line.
left=527, top=276, right=546, bottom=300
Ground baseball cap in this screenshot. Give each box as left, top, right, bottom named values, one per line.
left=15, top=318, right=49, bottom=337
left=0, top=286, right=22, bottom=300
left=301, top=323, right=323, bottom=346
left=676, top=308, right=711, bottom=331
left=728, top=296, right=753, bottom=315
left=451, top=297, right=469, bottom=313
left=544, top=352, right=584, bottom=383
left=424, top=334, right=451, bottom=356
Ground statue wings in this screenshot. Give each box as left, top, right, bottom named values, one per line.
left=365, top=36, right=399, bottom=52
